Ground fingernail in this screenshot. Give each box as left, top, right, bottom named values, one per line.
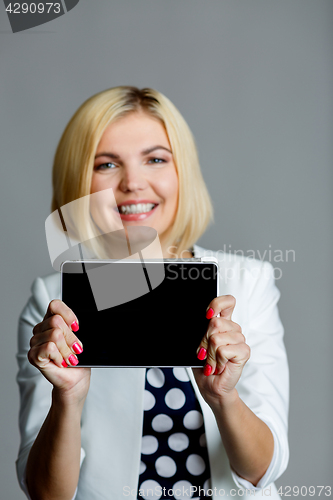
left=197, top=347, right=207, bottom=361
left=203, top=364, right=212, bottom=376
left=61, top=359, right=68, bottom=368
left=71, top=321, right=79, bottom=332
left=72, top=342, right=83, bottom=354
left=206, top=308, right=214, bottom=319
left=68, top=354, right=79, bottom=366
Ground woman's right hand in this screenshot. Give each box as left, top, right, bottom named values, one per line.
left=28, top=299, right=91, bottom=404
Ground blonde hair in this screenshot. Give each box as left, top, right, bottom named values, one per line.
left=51, top=86, right=213, bottom=256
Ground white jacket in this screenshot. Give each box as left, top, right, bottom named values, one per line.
left=16, top=244, right=289, bottom=499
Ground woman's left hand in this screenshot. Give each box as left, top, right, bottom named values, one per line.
left=193, top=295, right=251, bottom=408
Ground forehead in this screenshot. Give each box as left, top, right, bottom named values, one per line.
left=96, top=112, right=170, bottom=152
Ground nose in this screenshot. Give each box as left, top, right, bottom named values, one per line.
left=119, top=164, right=148, bottom=193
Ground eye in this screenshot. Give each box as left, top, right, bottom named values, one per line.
left=147, top=157, right=167, bottom=164
left=94, top=162, right=117, bottom=171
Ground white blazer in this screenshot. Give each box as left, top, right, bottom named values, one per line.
left=16, top=244, right=289, bottom=499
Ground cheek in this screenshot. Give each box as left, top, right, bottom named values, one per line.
left=90, top=173, right=114, bottom=194
left=90, top=174, right=100, bottom=194
left=157, top=170, right=179, bottom=205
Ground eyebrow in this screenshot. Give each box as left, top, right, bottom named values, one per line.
left=95, top=145, right=172, bottom=159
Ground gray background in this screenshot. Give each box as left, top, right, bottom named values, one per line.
left=1, top=0, right=332, bottom=497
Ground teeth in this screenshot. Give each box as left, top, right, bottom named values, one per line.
left=119, top=203, right=156, bottom=214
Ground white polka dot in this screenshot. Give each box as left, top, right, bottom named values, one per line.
left=173, top=480, right=194, bottom=500
left=143, top=390, right=156, bottom=411
left=147, top=368, right=165, bottom=388
left=165, top=388, right=186, bottom=410
left=141, top=435, right=158, bottom=455
left=183, top=410, right=203, bottom=430
left=152, top=414, right=173, bottom=432
left=168, top=432, right=189, bottom=452
left=186, top=454, right=206, bottom=476
left=173, top=367, right=190, bottom=382
left=199, top=433, right=207, bottom=447
left=155, top=455, right=177, bottom=477
left=139, top=461, right=146, bottom=474
left=203, top=478, right=212, bottom=493
left=139, top=479, right=162, bottom=499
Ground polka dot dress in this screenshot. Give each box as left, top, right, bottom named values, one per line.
left=137, top=368, right=212, bottom=500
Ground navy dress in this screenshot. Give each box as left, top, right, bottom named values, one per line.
left=137, top=367, right=212, bottom=500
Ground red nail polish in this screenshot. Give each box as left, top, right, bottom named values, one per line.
left=72, top=342, right=83, bottom=354
left=197, top=347, right=207, bottom=361
left=71, top=321, right=79, bottom=332
left=203, top=364, right=212, bottom=376
left=61, top=359, right=67, bottom=368
left=68, top=354, right=79, bottom=366
left=206, top=308, right=214, bottom=319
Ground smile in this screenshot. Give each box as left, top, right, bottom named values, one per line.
left=116, top=202, right=159, bottom=221
left=119, top=203, right=156, bottom=214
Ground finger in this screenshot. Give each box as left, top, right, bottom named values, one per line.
left=30, top=327, right=80, bottom=366
left=28, top=342, right=66, bottom=369
left=196, top=317, right=243, bottom=360
left=214, top=343, right=251, bottom=375
left=205, top=331, right=245, bottom=371
left=206, top=317, right=242, bottom=339
left=205, top=295, right=236, bottom=321
left=43, top=299, right=79, bottom=332
left=201, top=330, right=248, bottom=377
left=33, top=314, right=83, bottom=354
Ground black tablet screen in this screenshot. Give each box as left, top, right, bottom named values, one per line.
left=61, top=261, right=218, bottom=367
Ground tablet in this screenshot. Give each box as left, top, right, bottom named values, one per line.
left=61, top=258, right=219, bottom=367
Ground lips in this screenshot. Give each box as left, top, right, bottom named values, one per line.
left=115, top=200, right=159, bottom=221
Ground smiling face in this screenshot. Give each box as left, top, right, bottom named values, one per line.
left=91, top=112, right=183, bottom=257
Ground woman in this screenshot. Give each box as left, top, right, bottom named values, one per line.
left=16, top=86, right=289, bottom=500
